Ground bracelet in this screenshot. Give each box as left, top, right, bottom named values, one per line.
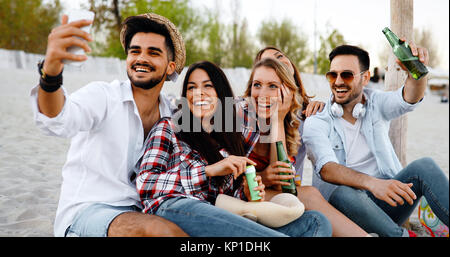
left=37, top=60, right=63, bottom=92
left=39, top=77, right=62, bottom=92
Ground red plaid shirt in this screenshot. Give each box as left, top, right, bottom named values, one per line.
left=137, top=100, right=259, bottom=214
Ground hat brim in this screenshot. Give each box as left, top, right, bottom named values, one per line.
left=120, top=13, right=186, bottom=75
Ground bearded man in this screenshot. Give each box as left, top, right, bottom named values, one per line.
left=30, top=13, right=188, bottom=237
left=303, top=44, right=449, bottom=237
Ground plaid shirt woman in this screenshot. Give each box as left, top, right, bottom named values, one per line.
left=137, top=99, right=259, bottom=214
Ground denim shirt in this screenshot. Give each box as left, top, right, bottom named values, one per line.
left=303, top=86, right=421, bottom=200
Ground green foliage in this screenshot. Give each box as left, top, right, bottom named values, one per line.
left=314, top=28, right=346, bottom=74
left=204, top=11, right=226, bottom=66
left=88, top=0, right=206, bottom=65
left=227, top=18, right=255, bottom=68
left=0, top=0, right=62, bottom=54
left=258, top=18, right=311, bottom=72
left=0, top=0, right=352, bottom=72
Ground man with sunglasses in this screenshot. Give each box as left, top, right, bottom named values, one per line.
left=302, top=44, right=449, bottom=237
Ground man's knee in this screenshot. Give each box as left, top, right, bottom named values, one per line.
left=329, top=186, right=366, bottom=210
left=108, top=211, right=188, bottom=237
left=410, top=157, right=439, bottom=171
left=299, top=186, right=326, bottom=206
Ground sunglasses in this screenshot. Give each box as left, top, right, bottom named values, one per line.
left=326, top=70, right=367, bottom=84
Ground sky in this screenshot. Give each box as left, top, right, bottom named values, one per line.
left=62, top=0, right=449, bottom=71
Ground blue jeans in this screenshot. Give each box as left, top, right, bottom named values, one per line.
left=155, top=197, right=332, bottom=237
left=329, top=157, right=449, bottom=237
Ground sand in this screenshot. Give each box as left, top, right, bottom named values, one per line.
left=0, top=67, right=448, bottom=237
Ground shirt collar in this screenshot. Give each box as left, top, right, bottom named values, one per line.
left=121, top=79, right=175, bottom=118
left=121, top=80, right=134, bottom=103
left=159, top=92, right=175, bottom=118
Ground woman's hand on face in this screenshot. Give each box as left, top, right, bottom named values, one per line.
left=260, top=161, right=295, bottom=188
left=205, top=155, right=256, bottom=179
left=276, top=84, right=293, bottom=120
left=243, top=175, right=265, bottom=202
left=303, top=101, right=325, bottom=117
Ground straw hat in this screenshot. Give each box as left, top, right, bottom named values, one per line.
left=120, top=13, right=186, bottom=75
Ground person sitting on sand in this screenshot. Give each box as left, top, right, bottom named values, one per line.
left=30, top=13, right=188, bottom=237
left=302, top=44, right=449, bottom=237
left=136, top=60, right=332, bottom=237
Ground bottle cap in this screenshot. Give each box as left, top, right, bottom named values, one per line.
left=245, top=165, right=256, bottom=174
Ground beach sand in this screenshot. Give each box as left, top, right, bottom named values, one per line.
left=0, top=67, right=448, bottom=237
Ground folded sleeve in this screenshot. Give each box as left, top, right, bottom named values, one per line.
left=377, top=86, right=422, bottom=121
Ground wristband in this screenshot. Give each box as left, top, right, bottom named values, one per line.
left=39, top=77, right=62, bottom=92
left=37, top=60, right=63, bottom=92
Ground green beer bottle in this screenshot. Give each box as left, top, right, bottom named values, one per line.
left=275, top=141, right=297, bottom=196
left=382, top=27, right=428, bottom=80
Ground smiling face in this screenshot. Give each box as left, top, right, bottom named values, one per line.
left=126, top=32, right=175, bottom=90
left=260, top=49, right=295, bottom=76
left=329, top=55, right=368, bottom=106
left=186, top=68, right=219, bottom=120
left=250, top=66, right=283, bottom=119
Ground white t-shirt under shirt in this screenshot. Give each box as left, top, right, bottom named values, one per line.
left=338, top=118, right=379, bottom=177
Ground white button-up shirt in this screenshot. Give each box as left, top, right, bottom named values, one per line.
left=30, top=79, right=174, bottom=236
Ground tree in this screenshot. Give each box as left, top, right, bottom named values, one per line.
left=257, top=18, right=311, bottom=72
left=0, top=0, right=62, bottom=54
left=204, top=11, right=226, bottom=67
left=315, top=27, right=346, bottom=74
left=229, top=18, right=255, bottom=68
left=88, top=0, right=206, bottom=65
left=226, top=0, right=255, bottom=68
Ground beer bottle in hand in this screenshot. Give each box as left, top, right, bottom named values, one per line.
left=382, top=27, right=428, bottom=80
left=276, top=141, right=297, bottom=196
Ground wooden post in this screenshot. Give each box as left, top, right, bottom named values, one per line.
left=385, top=0, right=414, bottom=167
left=386, top=0, right=414, bottom=230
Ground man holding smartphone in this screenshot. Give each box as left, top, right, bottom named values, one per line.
left=30, top=13, right=188, bottom=237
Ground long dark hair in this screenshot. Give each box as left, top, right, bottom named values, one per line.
left=177, top=61, right=246, bottom=168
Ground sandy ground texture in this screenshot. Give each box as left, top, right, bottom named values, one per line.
left=0, top=67, right=448, bottom=237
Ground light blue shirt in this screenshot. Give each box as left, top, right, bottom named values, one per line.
left=303, top=86, right=421, bottom=200
left=293, top=121, right=306, bottom=183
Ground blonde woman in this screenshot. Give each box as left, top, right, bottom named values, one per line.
left=244, top=57, right=370, bottom=237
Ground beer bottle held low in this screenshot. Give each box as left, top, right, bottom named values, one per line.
left=276, top=141, right=297, bottom=196
left=382, top=27, right=428, bottom=80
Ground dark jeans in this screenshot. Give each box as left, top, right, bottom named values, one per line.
left=329, top=157, right=449, bottom=237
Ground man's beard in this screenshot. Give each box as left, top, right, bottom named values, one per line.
left=333, top=82, right=363, bottom=105
left=128, top=65, right=167, bottom=90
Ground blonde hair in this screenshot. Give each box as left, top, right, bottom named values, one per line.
left=244, top=58, right=303, bottom=156
left=255, top=46, right=312, bottom=120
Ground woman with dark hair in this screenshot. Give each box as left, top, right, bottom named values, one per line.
left=136, top=61, right=332, bottom=237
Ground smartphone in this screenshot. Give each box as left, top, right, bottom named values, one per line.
left=63, top=10, right=95, bottom=66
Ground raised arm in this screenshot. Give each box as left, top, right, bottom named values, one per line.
left=38, top=15, right=93, bottom=117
